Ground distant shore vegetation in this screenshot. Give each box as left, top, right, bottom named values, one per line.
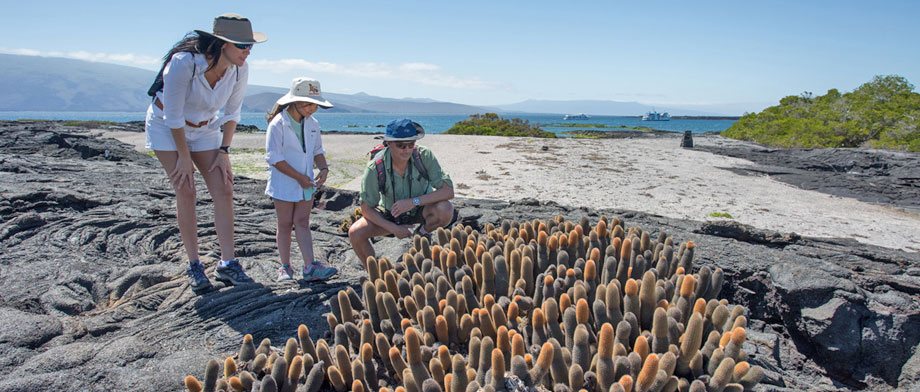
left=445, top=113, right=556, bottom=138
left=723, top=75, right=920, bottom=152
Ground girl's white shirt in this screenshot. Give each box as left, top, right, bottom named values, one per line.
left=154, top=52, right=248, bottom=130
left=264, top=112, right=325, bottom=202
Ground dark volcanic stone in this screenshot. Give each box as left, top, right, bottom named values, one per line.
left=697, top=138, right=920, bottom=212
left=0, top=308, right=63, bottom=348
left=0, top=121, right=918, bottom=391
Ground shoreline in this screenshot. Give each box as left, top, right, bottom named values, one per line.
left=95, top=123, right=920, bottom=252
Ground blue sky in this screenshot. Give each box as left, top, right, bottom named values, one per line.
left=2, top=1, right=918, bottom=113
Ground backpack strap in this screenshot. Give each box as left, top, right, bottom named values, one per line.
left=411, top=148, right=429, bottom=181
left=373, top=149, right=387, bottom=195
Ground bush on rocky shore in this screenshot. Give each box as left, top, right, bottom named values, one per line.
left=446, top=113, right=556, bottom=138
left=723, top=75, right=920, bottom=152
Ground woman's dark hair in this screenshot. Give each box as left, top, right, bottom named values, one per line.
left=158, top=32, right=225, bottom=74
left=147, top=32, right=226, bottom=96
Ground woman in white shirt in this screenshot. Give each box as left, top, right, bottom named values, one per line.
left=144, top=14, right=265, bottom=292
left=265, top=78, right=338, bottom=282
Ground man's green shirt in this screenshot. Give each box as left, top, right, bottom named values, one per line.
left=359, top=146, right=452, bottom=212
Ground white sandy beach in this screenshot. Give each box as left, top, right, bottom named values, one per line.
left=104, top=131, right=920, bottom=252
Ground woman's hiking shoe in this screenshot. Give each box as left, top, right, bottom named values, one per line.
left=214, top=259, right=254, bottom=285
left=186, top=261, right=213, bottom=292
left=302, top=261, right=337, bottom=282
left=277, top=265, right=295, bottom=282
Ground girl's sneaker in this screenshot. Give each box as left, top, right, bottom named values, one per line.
left=302, top=261, right=337, bottom=282
left=186, top=261, right=213, bottom=292
left=277, top=265, right=295, bottom=282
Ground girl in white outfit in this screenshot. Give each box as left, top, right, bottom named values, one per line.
left=144, top=14, right=265, bottom=291
left=265, top=78, right=338, bottom=282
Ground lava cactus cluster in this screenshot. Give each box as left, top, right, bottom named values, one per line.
left=185, top=216, right=763, bottom=392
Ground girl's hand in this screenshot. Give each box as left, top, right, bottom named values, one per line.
left=297, top=174, right=315, bottom=189
left=315, top=168, right=328, bottom=187
left=170, top=155, right=195, bottom=190
left=208, top=152, right=234, bottom=185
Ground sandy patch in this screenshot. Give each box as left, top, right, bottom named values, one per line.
left=104, top=131, right=920, bottom=251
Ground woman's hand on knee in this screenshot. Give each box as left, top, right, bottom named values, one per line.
left=208, top=153, right=234, bottom=186
left=171, top=155, right=196, bottom=191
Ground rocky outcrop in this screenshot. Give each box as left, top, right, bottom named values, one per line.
left=0, top=121, right=917, bottom=391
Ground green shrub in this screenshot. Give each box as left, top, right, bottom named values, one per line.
left=446, top=113, right=556, bottom=138
left=723, top=75, right=920, bottom=152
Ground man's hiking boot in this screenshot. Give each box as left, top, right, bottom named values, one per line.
left=302, top=261, right=337, bottom=282
left=214, top=259, right=254, bottom=285
left=186, top=261, right=213, bottom=292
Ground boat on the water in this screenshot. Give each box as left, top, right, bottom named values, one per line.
left=564, top=113, right=590, bottom=120
left=641, top=110, right=670, bottom=121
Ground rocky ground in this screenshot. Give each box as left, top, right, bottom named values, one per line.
left=696, top=140, right=920, bottom=212
left=0, top=121, right=918, bottom=391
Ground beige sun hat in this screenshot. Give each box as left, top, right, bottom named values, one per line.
left=195, top=13, right=267, bottom=44
left=276, top=77, right=334, bottom=108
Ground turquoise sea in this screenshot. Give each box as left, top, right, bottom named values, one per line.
left=0, top=111, right=737, bottom=135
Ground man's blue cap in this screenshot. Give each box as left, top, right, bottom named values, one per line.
left=384, top=119, right=425, bottom=141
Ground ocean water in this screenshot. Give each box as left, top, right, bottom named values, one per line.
left=0, top=111, right=736, bottom=135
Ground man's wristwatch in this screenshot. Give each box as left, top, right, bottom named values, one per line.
left=412, top=197, right=421, bottom=206
left=218, top=145, right=230, bottom=154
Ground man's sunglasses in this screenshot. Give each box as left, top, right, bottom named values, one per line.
left=233, top=43, right=254, bottom=50
left=391, top=141, right=415, bottom=149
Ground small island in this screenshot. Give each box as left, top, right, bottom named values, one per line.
left=445, top=113, right=556, bottom=138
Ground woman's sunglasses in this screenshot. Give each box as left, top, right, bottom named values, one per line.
left=233, top=43, right=254, bottom=50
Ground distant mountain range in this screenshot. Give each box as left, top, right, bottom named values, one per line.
left=0, top=53, right=743, bottom=115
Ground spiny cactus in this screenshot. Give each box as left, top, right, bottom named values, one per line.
left=238, top=334, right=256, bottom=363
left=186, top=217, right=760, bottom=392
left=203, top=359, right=219, bottom=392
left=184, top=375, right=202, bottom=392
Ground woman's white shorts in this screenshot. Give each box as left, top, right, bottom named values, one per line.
left=144, top=104, right=222, bottom=152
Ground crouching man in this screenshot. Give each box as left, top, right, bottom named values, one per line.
left=348, top=119, right=457, bottom=265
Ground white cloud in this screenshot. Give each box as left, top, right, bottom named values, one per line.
left=0, top=47, right=160, bottom=69
left=250, top=58, right=496, bottom=90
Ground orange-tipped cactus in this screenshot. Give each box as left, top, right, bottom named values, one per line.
left=624, top=279, right=640, bottom=318
left=184, top=375, right=202, bottom=392
left=575, top=298, right=590, bottom=325
left=405, top=327, right=431, bottom=388
left=239, top=334, right=256, bottom=363
left=597, top=323, right=616, bottom=390
left=327, top=365, right=347, bottom=392
left=511, top=332, right=526, bottom=359
left=529, top=342, right=554, bottom=384
left=636, top=353, right=659, bottom=392
left=224, top=356, right=237, bottom=379
left=288, top=355, right=303, bottom=387
left=490, top=349, right=506, bottom=390
left=634, top=335, right=650, bottom=363
left=618, top=374, right=634, bottom=392
left=435, top=315, right=449, bottom=345
left=227, top=376, right=244, bottom=392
